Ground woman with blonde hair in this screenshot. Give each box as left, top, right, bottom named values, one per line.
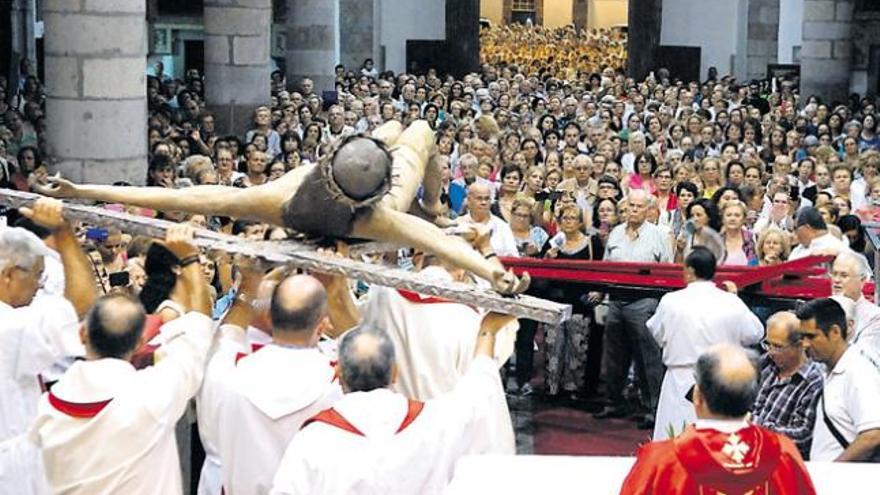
left=720, top=200, right=757, bottom=266
left=699, top=157, right=724, bottom=199
left=756, top=227, right=791, bottom=266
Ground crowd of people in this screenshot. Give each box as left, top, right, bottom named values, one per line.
left=1, top=23, right=880, bottom=494
left=480, top=24, right=627, bottom=79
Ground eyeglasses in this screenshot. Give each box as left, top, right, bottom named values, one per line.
left=760, top=339, right=798, bottom=353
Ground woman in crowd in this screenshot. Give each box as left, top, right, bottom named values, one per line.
left=623, top=152, right=657, bottom=195
left=699, top=157, right=724, bottom=199
left=725, top=161, right=745, bottom=188
left=510, top=196, right=549, bottom=257
left=719, top=200, right=757, bottom=266
left=676, top=198, right=724, bottom=263
left=542, top=204, right=603, bottom=401
left=492, top=166, right=523, bottom=222
left=756, top=227, right=791, bottom=266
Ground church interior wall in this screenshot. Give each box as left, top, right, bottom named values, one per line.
left=587, top=0, right=627, bottom=28
left=661, top=0, right=747, bottom=79
left=481, top=0, right=505, bottom=24
left=543, top=0, right=574, bottom=28
left=380, top=0, right=446, bottom=73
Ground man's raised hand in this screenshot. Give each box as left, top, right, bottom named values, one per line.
left=19, top=197, right=68, bottom=231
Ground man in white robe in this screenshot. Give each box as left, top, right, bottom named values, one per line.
left=196, top=269, right=278, bottom=495
left=29, top=225, right=212, bottom=495
left=320, top=241, right=516, bottom=454
left=830, top=251, right=880, bottom=351
left=212, top=274, right=343, bottom=495
left=647, top=246, right=764, bottom=440
left=0, top=199, right=97, bottom=495
left=270, top=312, right=517, bottom=495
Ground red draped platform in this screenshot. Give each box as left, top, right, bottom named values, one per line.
left=501, top=255, right=874, bottom=304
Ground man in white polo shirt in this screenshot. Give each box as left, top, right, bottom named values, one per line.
left=796, top=298, right=880, bottom=462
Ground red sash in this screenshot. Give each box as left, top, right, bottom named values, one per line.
left=48, top=392, right=112, bottom=419
left=396, top=289, right=478, bottom=312
left=397, top=289, right=455, bottom=305
left=303, top=399, right=425, bottom=436
left=234, top=343, right=267, bottom=365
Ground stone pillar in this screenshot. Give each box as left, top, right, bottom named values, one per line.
left=339, top=0, right=374, bottom=75
left=746, top=0, right=780, bottom=81
left=204, top=0, right=271, bottom=137
left=801, top=0, right=853, bottom=102
left=446, top=0, right=480, bottom=78
left=286, top=0, right=337, bottom=94
left=43, top=0, right=147, bottom=184
left=573, top=0, right=589, bottom=31
left=627, top=0, right=662, bottom=81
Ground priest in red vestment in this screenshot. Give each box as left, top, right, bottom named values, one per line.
left=620, top=344, right=816, bottom=495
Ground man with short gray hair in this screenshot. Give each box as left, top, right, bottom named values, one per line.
left=0, top=198, right=97, bottom=495
left=831, top=251, right=880, bottom=351
left=751, top=311, right=824, bottom=459
left=270, top=312, right=516, bottom=495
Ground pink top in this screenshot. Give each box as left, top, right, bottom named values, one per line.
left=627, top=173, right=657, bottom=195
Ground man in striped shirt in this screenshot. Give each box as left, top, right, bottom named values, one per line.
left=751, top=311, right=824, bottom=459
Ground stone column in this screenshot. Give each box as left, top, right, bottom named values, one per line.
left=746, top=0, right=780, bottom=81
left=446, top=0, right=480, bottom=79
left=573, top=0, right=589, bottom=31
left=801, top=0, right=853, bottom=102
left=286, top=0, right=337, bottom=94
left=204, top=0, right=272, bottom=137
left=627, top=0, right=662, bottom=81
left=43, top=0, right=147, bottom=184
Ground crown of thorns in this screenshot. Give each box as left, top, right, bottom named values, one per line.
left=319, top=133, right=393, bottom=210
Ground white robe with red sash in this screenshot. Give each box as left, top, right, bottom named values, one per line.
left=213, top=335, right=343, bottom=495
left=0, top=295, right=81, bottom=495
left=359, top=267, right=516, bottom=454
left=28, top=312, right=213, bottom=495
left=270, top=355, right=505, bottom=495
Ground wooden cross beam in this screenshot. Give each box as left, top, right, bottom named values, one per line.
left=0, top=190, right=571, bottom=324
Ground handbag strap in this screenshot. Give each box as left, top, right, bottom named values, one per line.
left=821, top=393, right=850, bottom=450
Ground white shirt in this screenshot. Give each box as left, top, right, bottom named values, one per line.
left=459, top=214, right=520, bottom=257
left=36, top=248, right=64, bottom=298
left=30, top=312, right=213, bottom=495
left=215, top=336, right=342, bottom=495
left=810, top=345, right=880, bottom=461
left=360, top=269, right=515, bottom=454
left=270, top=356, right=505, bottom=495
left=789, top=232, right=848, bottom=260
left=195, top=324, right=250, bottom=495
left=604, top=221, right=673, bottom=264
left=0, top=296, right=81, bottom=442
left=0, top=295, right=80, bottom=495
left=647, top=281, right=764, bottom=367
left=853, top=296, right=880, bottom=352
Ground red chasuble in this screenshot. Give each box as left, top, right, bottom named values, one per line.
left=620, top=424, right=816, bottom=495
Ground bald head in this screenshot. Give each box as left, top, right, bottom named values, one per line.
left=331, top=137, right=391, bottom=201
left=270, top=275, right=328, bottom=334
left=695, top=344, right=759, bottom=419
left=86, top=293, right=146, bottom=359
left=767, top=311, right=800, bottom=345
left=338, top=325, right=396, bottom=393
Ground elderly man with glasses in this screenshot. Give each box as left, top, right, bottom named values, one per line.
left=751, top=311, right=824, bottom=460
